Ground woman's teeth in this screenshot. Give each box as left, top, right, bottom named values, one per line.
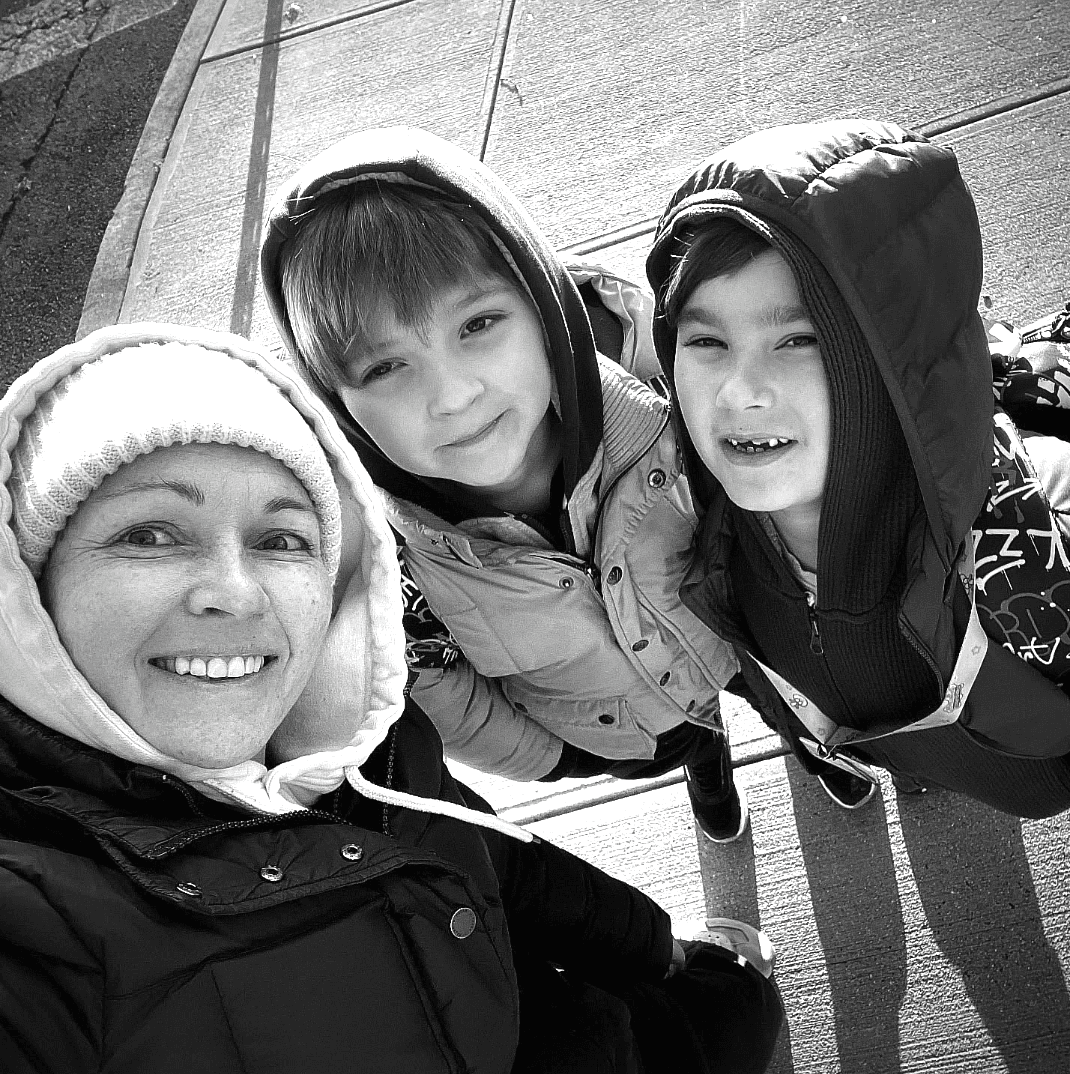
left=726, top=437, right=792, bottom=454
left=155, top=655, right=267, bottom=679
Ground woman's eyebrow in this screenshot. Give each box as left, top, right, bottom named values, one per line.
left=264, top=496, right=316, bottom=515
left=93, top=479, right=204, bottom=505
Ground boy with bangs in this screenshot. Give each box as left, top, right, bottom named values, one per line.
left=259, top=127, right=753, bottom=841
left=646, top=118, right=1070, bottom=817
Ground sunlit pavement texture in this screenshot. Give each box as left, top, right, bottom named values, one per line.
left=20, top=1, right=1070, bottom=1069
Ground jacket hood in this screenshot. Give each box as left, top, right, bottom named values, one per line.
left=646, top=119, right=992, bottom=584
left=260, top=126, right=602, bottom=520
left=0, top=323, right=531, bottom=840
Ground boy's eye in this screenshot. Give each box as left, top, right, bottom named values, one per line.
left=257, top=532, right=314, bottom=553
left=118, top=525, right=176, bottom=548
left=358, top=359, right=401, bottom=387
left=780, top=333, right=819, bottom=350
left=680, top=334, right=727, bottom=350
left=462, top=314, right=499, bottom=337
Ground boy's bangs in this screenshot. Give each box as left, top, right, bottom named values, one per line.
left=281, top=185, right=516, bottom=391
left=664, top=220, right=771, bottom=328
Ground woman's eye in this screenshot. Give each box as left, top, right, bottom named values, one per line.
left=257, top=532, right=313, bottom=553
left=119, top=526, right=175, bottom=548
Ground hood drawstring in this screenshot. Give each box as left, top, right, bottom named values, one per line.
left=344, top=766, right=534, bottom=843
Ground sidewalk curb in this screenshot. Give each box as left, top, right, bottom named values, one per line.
left=77, top=0, right=227, bottom=338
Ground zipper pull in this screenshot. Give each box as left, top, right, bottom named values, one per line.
left=805, top=592, right=824, bottom=655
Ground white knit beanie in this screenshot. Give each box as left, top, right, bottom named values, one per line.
left=8, top=341, right=342, bottom=577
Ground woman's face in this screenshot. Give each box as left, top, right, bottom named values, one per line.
left=42, top=443, right=333, bottom=769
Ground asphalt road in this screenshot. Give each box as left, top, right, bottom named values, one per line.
left=0, top=0, right=196, bottom=391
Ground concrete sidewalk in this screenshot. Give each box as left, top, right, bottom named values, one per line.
left=74, top=1, right=1070, bottom=1070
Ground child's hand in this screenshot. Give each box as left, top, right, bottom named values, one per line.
left=665, top=938, right=687, bottom=978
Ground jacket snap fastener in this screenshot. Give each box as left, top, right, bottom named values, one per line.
left=598, top=713, right=615, bottom=725
left=450, top=907, right=478, bottom=939
left=341, top=843, right=363, bottom=861
left=659, top=671, right=671, bottom=686
left=260, top=865, right=284, bottom=882
left=176, top=882, right=202, bottom=897
left=647, top=469, right=666, bottom=489
left=559, top=576, right=575, bottom=589
left=631, top=639, right=649, bottom=652
left=606, top=566, right=622, bottom=585
left=515, top=701, right=528, bottom=713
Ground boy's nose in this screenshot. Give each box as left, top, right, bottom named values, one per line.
left=716, top=357, right=773, bottom=410
left=426, top=356, right=484, bottom=416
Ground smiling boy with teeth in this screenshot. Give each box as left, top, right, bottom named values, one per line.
left=648, top=119, right=1070, bottom=819
left=260, top=126, right=750, bottom=845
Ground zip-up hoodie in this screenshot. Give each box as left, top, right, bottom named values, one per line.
left=260, top=128, right=737, bottom=780
left=647, top=119, right=1070, bottom=817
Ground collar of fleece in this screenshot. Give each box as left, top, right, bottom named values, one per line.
left=259, top=126, right=603, bottom=530
left=0, top=324, right=408, bottom=815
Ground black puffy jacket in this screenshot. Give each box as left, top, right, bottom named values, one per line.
left=0, top=697, right=672, bottom=1073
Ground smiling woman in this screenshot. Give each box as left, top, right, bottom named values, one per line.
left=0, top=323, right=782, bottom=1074
left=40, top=443, right=332, bottom=768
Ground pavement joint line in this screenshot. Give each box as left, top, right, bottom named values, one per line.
left=558, top=78, right=1070, bottom=261
left=501, top=742, right=792, bottom=826
left=78, top=0, right=227, bottom=336
left=200, top=0, right=418, bottom=63
left=919, top=76, right=1070, bottom=137
left=476, top=0, right=518, bottom=162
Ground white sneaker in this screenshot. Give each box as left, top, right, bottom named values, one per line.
left=689, top=917, right=776, bottom=979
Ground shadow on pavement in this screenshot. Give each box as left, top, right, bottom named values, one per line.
left=788, top=760, right=907, bottom=1074
left=898, top=788, right=1070, bottom=1070
left=696, top=823, right=795, bottom=1073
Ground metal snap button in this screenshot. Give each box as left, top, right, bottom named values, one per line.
left=647, top=469, right=666, bottom=489
left=598, top=713, right=615, bottom=725
left=450, top=907, right=477, bottom=939
left=176, top=882, right=202, bottom=897
left=559, top=576, right=575, bottom=589
left=260, top=865, right=284, bottom=882
left=659, top=671, right=671, bottom=686
left=631, top=639, right=649, bottom=652
left=341, top=843, right=363, bottom=862
left=515, top=701, right=528, bottom=714
left=606, top=566, right=622, bottom=585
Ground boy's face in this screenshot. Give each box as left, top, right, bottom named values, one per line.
left=673, top=249, right=830, bottom=532
left=335, top=274, right=557, bottom=510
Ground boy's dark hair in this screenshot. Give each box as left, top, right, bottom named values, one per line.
left=662, top=219, right=772, bottom=328
left=280, top=183, right=518, bottom=391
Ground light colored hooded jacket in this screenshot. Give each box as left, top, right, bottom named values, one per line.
left=0, top=322, right=530, bottom=837
left=259, top=127, right=739, bottom=780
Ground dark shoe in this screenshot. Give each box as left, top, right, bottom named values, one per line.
left=686, top=767, right=749, bottom=843
left=891, top=772, right=928, bottom=795
left=817, top=766, right=877, bottom=809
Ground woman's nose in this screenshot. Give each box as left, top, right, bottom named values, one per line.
left=187, top=545, right=270, bottom=617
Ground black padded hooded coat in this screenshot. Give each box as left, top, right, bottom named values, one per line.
left=647, top=119, right=1070, bottom=818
